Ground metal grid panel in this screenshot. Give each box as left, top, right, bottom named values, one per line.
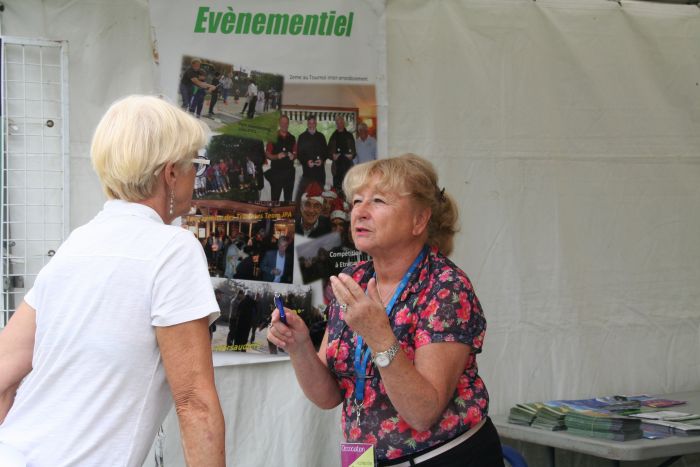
left=1, top=37, right=69, bottom=327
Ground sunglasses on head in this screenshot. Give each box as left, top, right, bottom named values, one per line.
left=192, top=157, right=210, bottom=175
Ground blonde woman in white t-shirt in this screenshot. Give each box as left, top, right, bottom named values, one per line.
left=0, top=95, right=225, bottom=467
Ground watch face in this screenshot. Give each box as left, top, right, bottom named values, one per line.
left=375, top=354, right=389, bottom=367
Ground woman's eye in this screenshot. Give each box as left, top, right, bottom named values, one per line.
left=352, top=199, right=362, bottom=205
left=372, top=197, right=385, bottom=204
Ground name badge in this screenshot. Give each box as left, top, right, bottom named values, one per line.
left=340, top=442, right=375, bottom=467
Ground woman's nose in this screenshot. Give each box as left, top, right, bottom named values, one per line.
left=351, top=201, right=368, bottom=219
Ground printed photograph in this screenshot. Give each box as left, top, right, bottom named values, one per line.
left=209, top=278, right=326, bottom=354
left=182, top=200, right=295, bottom=283
left=264, top=82, right=377, bottom=288
left=296, top=230, right=369, bottom=285
left=197, top=134, right=267, bottom=202
left=270, top=82, right=378, bottom=210
left=177, top=55, right=283, bottom=140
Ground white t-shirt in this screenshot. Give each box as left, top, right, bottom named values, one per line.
left=247, top=82, right=258, bottom=100
left=0, top=200, right=219, bottom=467
left=355, top=135, right=377, bottom=165
left=274, top=252, right=285, bottom=283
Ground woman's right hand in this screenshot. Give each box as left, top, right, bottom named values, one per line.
left=266, top=308, right=310, bottom=355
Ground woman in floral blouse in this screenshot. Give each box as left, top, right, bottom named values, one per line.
left=268, top=154, right=504, bottom=466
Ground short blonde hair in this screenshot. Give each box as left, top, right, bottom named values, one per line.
left=343, top=154, right=459, bottom=256
left=90, top=95, right=209, bottom=202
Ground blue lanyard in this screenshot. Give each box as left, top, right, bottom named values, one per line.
left=353, top=246, right=428, bottom=404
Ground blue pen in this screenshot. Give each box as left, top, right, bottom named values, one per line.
left=274, top=293, right=287, bottom=325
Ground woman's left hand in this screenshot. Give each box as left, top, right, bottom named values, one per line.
left=329, top=274, right=393, bottom=344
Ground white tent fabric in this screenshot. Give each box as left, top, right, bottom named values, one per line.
left=3, top=0, right=700, bottom=466
left=387, top=0, right=700, bottom=404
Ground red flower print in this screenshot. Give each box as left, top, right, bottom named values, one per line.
left=327, top=339, right=339, bottom=358
left=337, top=342, right=350, bottom=361
left=386, top=447, right=403, bottom=459
left=439, top=270, right=452, bottom=282
left=472, top=334, right=483, bottom=349
left=474, top=378, right=484, bottom=390
left=381, top=419, right=396, bottom=433
left=458, top=386, right=473, bottom=400
left=394, top=306, right=411, bottom=325
left=456, top=374, right=469, bottom=388
left=419, top=268, right=428, bottom=282
left=440, top=413, right=459, bottom=432
left=456, top=299, right=472, bottom=321
left=464, top=406, right=482, bottom=426
left=363, top=385, right=377, bottom=408
left=411, top=429, right=431, bottom=443
left=420, top=300, right=438, bottom=319
left=429, top=314, right=445, bottom=332
left=478, top=398, right=487, bottom=409
left=364, top=434, right=377, bottom=445
left=466, top=354, right=475, bottom=367
left=458, top=291, right=469, bottom=308
left=437, top=288, right=450, bottom=300
left=349, top=426, right=362, bottom=441
left=397, top=417, right=412, bottom=433
left=415, top=329, right=431, bottom=347
left=339, top=379, right=354, bottom=398
left=378, top=380, right=387, bottom=395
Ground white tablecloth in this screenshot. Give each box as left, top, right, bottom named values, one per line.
left=143, top=353, right=343, bottom=467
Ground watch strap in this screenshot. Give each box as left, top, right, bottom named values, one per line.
left=373, top=340, right=401, bottom=367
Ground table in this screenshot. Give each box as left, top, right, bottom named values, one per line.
left=142, top=353, right=344, bottom=467
left=492, top=391, right=700, bottom=467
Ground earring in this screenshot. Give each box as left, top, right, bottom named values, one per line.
left=168, top=189, right=175, bottom=216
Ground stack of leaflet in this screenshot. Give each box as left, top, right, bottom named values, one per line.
left=564, top=409, right=643, bottom=441
left=630, top=411, right=700, bottom=437
left=508, top=403, right=539, bottom=426
left=641, top=399, right=686, bottom=409
left=559, top=397, right=641, bottom=414
left=592, top=396, right=642, bottom=412
left=507, top=395, right=692, bottom=440
left=531, top=404, right=567, bottom=431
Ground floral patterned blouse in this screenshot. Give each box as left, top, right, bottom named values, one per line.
left=325, top=245, right=489, bottom=461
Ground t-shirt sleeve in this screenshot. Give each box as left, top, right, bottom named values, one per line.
left=24, top=286, right=37, bottom=309
left=414, top=269, right=486, bottom=353
left=150, top=229, right=220, bottom=327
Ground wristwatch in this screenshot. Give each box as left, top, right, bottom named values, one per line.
left=373, top=340, right=401, bottom=368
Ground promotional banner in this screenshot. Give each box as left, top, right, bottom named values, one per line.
left=149, top=0, right=385, bottom=356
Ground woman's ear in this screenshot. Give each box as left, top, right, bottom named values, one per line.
left=412, top=206, right=432, bottom=237
left=163, top=161, right=178, bottom=189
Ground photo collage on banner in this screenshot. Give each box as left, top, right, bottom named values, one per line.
left=150, top=0, right=385, bottom=356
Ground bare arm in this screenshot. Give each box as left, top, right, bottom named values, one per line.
left=190, top=77, right=216, bottom=91
left=0, top=301, right=36, bottom=423
left=267, top=310, right=342, bottom=409
left=156, top=317, right=225, bottom=467
left=368, top=338, right=469, bottom=432
left=332, top=274, right=470, bottom=432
